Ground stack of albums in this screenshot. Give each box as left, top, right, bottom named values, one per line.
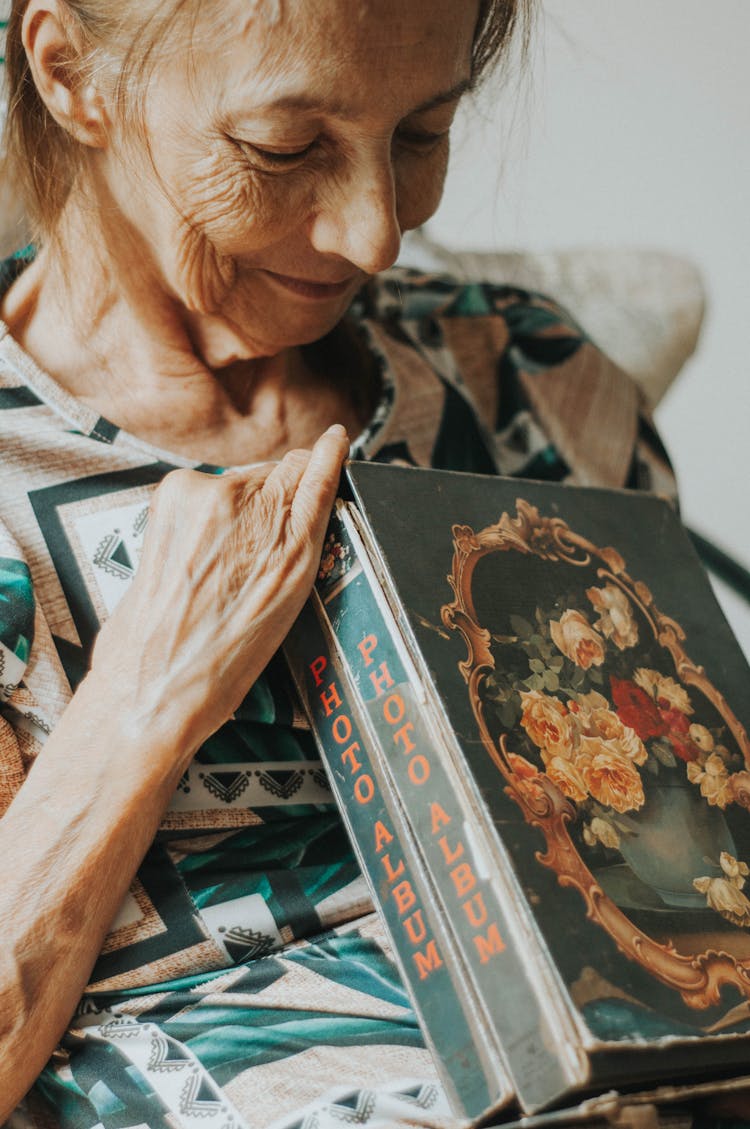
left=284, top=462, right=750, bottom=1126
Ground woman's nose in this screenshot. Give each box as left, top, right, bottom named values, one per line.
left=307, top=155, right=402, bottom=275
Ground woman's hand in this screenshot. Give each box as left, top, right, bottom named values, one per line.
left=90, top=423, right=349, bottom=763
left=0, top=425, right=348, bottom=1118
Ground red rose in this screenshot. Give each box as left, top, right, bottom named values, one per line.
left=668, top=735, right=701, bottom=763
left=659, top=707, right=690, bottom=735
left=610, top=676, right=667, bottom=741
left=658, top=707, right=699, bottom=761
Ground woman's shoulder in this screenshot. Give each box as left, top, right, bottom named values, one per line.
left=354, top=267, right=674, bottom=497
left=354, top=266, right=605, bottom=398
left=356, top=265, right=581, bottom=329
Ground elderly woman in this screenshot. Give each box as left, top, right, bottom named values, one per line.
left=0, top=0, right=673, bottom=1124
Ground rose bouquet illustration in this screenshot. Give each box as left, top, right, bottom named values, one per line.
left=442, top=499, right=750, bottom=1007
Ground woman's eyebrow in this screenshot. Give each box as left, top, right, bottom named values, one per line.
left=247, top=78, right=472, bottom=119
left=410, top=78, right=472, bottom=114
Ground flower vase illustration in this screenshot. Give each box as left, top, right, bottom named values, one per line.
left=614, top=771, right=737, bottom=908
left=442, top=499, right=750, bottom=1008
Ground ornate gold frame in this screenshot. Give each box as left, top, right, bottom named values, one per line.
left=441, top=499, right=750, bottom=1009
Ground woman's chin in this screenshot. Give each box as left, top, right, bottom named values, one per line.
left=186, top=298, right=350, bottom=368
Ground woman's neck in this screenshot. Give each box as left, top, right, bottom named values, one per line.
left=0, top=207, right=364, bottom=464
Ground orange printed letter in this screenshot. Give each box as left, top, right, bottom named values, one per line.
left=414, top=941, right=443, bottom=980
left=393, top=722, right=416, bottom=756
left=430, top=802, right=451, bottom=834
left=438, top=834, right=463, bottom=867
left=474, top=923, right=505, bottom=963
left=463, top=892, right=488, bottom=929
left=354, top=774, right=375, bottom=805
left=404, top=909, right=427, bottom=945
left=407, top=755, right=430, bottom=786
left=310, top=655, right=327, bottom=687
left=374, top=820, right=393, bottom=853
left=381, top=853, right=405, bottom=883
left=331, top=713, right=352, bottom=745
left=340, top=742, right=362, bottom=775
left=383, top=693, right=405, bottom=725
left=369, top=662, right=394, bottom=697
left=392, top=880, right=416, bottom=915
left=357, top=634, right=378, bottom=667
left=319, top=682, right=342, bottom=717
left=451, top=862, right=476, bottom=899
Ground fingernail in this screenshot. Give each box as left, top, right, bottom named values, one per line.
left=326, top=423, right=349, bottom=439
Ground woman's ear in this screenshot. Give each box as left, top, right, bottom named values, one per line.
left=22, top=0, right=109, bottom=148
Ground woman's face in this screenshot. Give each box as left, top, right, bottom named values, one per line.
left=97, top=0, right=480, bottom=364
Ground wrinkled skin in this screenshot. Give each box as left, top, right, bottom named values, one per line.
left=7, top=0, right=480, bottom=462
left=93, top=430, right=350, bottom=755
left=0, top=4, right=482, bottom=1115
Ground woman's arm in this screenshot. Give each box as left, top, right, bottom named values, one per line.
left=0, top=426, right=349, bottom=1118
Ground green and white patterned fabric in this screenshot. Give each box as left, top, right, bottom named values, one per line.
left=0, top=1, right=8, bottom=67
left=0, top=254, right=674, bottom=1127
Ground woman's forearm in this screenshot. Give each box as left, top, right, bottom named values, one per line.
left=0, top=671, right=194, bottom=1120
left=0, top=432, right=349, bottom=1117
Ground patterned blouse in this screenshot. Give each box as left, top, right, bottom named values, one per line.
left=0, top=256, right=674, bottom=1128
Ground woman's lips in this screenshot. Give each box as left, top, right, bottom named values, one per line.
left=262, top=270, right=357, bottom=300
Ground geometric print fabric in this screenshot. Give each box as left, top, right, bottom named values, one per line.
left=0, top=263, right=676, bottom=1126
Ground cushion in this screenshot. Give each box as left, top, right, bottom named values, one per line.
left=400, top=231, right=706, bottom=408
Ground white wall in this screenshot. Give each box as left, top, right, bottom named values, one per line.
left=426, top=0, right=750, bottom=660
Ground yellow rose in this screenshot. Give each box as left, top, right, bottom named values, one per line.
left=578, top=737, right=645, bottom=813
left=586, top=583, right=639, bottom=650
left=583, top=816, right=621, bottom=849
left=689, top=724, right=714, bottom=753
left=587, top=708, right=648, bottom=766
left=576, top=690, right=610, bottom=713
left=545, top=755, right=589, bottom=803
left=520, top=690, right=576, bottom=760
left=693, top=875, right=750, bottom=928
left=720, top=851, right=750, bottom=889
left=728, top=770, right=750, bottom=808
left=550, top=610, right=606, bottom=671
left=686, top=752, right=732, bottom=808
left=633, top=668, right=693, bottom=715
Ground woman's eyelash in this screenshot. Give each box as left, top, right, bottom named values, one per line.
left=235, top=127, right=448, bottom=171
left=396, top=128, right=449, bottom=148
left=237, top=141, right=316, bottom=167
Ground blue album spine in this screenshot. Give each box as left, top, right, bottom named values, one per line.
left=318, top=502, right=578, bottom=1113
left=285, top=594, right=508, bottom=1123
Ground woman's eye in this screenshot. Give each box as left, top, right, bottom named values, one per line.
left=237, top=141, right=316, bottom=170
left=395, top=128, right=450, bottom=154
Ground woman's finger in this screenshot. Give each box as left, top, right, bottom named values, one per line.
left=261, top=448, right=313, bottom=503
left=291, top=424, right=349, bottom=533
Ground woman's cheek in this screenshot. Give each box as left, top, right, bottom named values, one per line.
left=165, top=158, right=271, bottom=313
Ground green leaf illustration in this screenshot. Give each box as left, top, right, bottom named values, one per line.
left=543, top=670, right=560, bottom=692
left=510, top=614, right=534, bottom=639
left=651, top=740, right=678, bottom=768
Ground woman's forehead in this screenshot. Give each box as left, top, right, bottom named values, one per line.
left=198, top=0, right=479, bottom=115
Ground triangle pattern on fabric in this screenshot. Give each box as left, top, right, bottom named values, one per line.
left=147, top=1031, right=192, bottom=1073
left=255, top=769, right=304, bottom=800
left=93, top=531, right=136, bottom=580
left=221, top=925, right=276, bottom=962
left=178, top=1070, right=224, bottom=1115
left=327, top=1090, right=376, bottom=1123
left=200, top=771, right=251, bottom=804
